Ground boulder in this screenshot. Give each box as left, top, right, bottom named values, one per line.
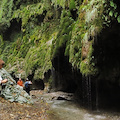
left=0, top=68, right=33, bottom=104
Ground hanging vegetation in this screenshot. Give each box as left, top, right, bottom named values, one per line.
left=0, top=0, right=119, bottom=79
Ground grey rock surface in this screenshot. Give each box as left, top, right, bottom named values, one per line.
left=0, top=68, right=33, bottom=104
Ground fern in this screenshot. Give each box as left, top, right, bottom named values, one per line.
left=117, top=15, right=120, bottom=23
left=0, top=0, right=7, bottom=20
left=8, top=0, right=14, bottom=18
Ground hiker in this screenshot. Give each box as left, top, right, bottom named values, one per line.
left=24, top=78, right=32, bottom=95
left=17, top=78, right=24, bottom=87
left=0, top=59, right=8, bottom=84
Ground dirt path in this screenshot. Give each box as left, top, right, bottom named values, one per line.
left=0, top=90, right=53, bottom=120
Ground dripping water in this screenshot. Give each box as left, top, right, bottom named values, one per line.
left=82, top=75, right=92, bottom=109
left=96, top=78, right=99, bottom=111
left=88, top=76, right=92, bottom=109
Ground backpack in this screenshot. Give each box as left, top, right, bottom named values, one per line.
left=25, top=82, right=29, bottom=88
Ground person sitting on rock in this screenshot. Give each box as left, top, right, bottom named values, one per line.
left=17, top=78, right=24, bottom=87
left=24, top=78, right=32, bottom=95
left=0, top=59, right=8, bottom=84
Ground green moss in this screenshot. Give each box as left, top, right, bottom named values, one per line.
left=80, top=42, right=98, bottom=76
left=0, top=0, right=119, bottom=79
left=69, top=0, right=105, bottom=75
left=51, top=0, right=66, bottom=8
left=69, top=0, right=76, bottom=10
left=80, top=59, right=97, bottom=76
left=0, top=35, right=4, bottom=54
left=51, top=10, right=74, bottom=59
left=25, top=44, right=52, bottom=79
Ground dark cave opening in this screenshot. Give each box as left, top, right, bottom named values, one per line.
left=3, top=19, right=22, bottom=41
left=70, top=9, right=78, bottom=20
left=93, top=20, right=120, bottom=111
left=51, top=47, right=78, bottom=93
left=33, top=79, right=45, bottom=90
left=32, top=10, right=47, bottom=25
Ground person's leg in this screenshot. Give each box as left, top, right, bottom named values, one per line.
left=26, top=88, right=30, bottom=95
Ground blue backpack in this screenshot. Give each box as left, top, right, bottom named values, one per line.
left=25, top=82, right=29, bottom=88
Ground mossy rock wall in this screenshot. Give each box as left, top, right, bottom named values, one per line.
left=0, top=0, right=120, bottom=90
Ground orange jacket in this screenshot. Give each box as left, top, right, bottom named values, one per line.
left=17, top=80, right=23, bottom=87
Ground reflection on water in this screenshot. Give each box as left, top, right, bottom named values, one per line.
left=42, top=92, right=120, bottom=120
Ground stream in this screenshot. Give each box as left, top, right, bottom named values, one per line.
left=34, top=91, right=120, bottom=120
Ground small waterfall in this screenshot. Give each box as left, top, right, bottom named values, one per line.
left=82, top=75, right=92, bottom=109
left=51, top=67, right=56, bottom=89
left=96, top=78, right=99, bottom=111
left=88, top=76, right=92, bottom=109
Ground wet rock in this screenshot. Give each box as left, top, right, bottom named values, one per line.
left=49, top=91, right=74, bottom=101
left=57, top=96, right=67, bottom=100
left=31, top=95, right=37, bottom=99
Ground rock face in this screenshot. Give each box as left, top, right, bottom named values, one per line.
left=0, top=68, right=33, bottom=104
left=1, top=0, right=120, bottom=110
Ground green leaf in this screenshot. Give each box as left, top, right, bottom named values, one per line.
left=109, top=11, right=113, bottom=17
left=105, top=16, right=108, bottom=21
left=117, top=15, right=120, bottom=23
left=114, top=12, right=118, bottom=18
left=110, top=1, right=114, bottom=7
left=114, top=4, right=117, bottom=9
left=102, top=1, right=106, bottom=4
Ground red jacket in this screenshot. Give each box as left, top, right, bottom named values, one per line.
left=17, top=80, right=23, bottom=87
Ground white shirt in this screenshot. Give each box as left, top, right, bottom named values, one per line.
left=0, top=75, right=2, bottom=84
